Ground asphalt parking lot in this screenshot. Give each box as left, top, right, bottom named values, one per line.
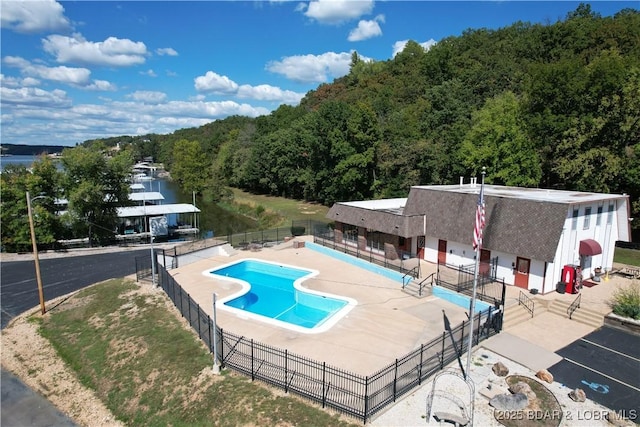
left=548, top=326, right=640, bottom=422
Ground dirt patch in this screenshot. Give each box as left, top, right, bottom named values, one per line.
left=1, top=309, right=124, bottom=427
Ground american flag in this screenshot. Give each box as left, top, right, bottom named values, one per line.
left=473, top=181, right=485, bottom=251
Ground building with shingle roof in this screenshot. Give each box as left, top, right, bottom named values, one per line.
left=326, top=180, right=631, bottom=294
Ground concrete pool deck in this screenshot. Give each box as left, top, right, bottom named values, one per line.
left=170, top=237, right=470, bottom=375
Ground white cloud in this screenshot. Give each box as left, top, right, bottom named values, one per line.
left=237, top=84, right=304, bottom=105
left=194, top=72, right=239, bottom=94
left=42, top=34, right=148, bottom=67
left=127, top=90, right=168, bottom=104
left=85, top=80, right=116, bottom=91
left=266, top=51, right=352, bottom=83
left=3, top=56, right=115, bottom=90
left=392, top=39, right=437, bottom=57
left=3, top=56, right=91, bottom=85
left=303, top=0, right=374, bottom=25
left=0, top=0, right=72, bottom=34
left=348, top=14, right=384, bottom=42
left=0, top=73, right=40, bottom=88
left=156, top=47, right=178, bottom=56
left=0, top=86, right=71, bottom=107
left=141, top=69, right=157, bottom=77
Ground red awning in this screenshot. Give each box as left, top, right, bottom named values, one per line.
left=579, top=239, right=602, bottom=256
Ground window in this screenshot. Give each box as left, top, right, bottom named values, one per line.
left=596, top=205, right=603, bottom=226
left=584, top=207, right=592, bottom=229
left=571, top=208, right=579, bottom=230
left=343, top=224, right=358, bottom=244
left=366, top=230, right=384, bottom=251
left=607, top=203, right=614, bottom=225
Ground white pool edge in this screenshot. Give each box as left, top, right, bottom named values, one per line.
left=202, top=258, right=357, bottom=334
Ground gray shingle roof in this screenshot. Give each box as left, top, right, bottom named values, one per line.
left=403, top=188, right=568, bottom=261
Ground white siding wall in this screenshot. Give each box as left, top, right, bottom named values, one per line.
left=421, top=197, right=626, bottom=294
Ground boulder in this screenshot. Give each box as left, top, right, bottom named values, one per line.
left=535, top=369, right=554, bottom=383
left=509, top=381, right=537, bottom=401
left=492, top=361, right=509, bottom=377
left=489, top=393, right=529, bottom=411
left=568, top=388, right=586, bottom=402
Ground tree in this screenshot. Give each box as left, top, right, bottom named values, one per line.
left=170, top=139, right=211, bottom=196
left=460, top=91, right=541, bottom=186
left=0, top=156, right=62, bottom=252
left=61, top=145, right=133, bottom=245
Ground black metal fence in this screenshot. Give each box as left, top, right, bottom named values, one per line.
left=216, top=220, right=330, bottom=250
left=436, top=259, right=506, bottom=306
left=312, top=232, right=421, bottom=279
left=152, top=256, right=500, bottom=423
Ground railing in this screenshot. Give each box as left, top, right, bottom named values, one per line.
left=567, top=294, right=582, bottom=320
left=417, top=273, right=435, bottom=297
left=518, top=290, right=535, bottom=318
left=151, top=255, right=499, bottom=424
left=313, top=233, right=420, bottom=279
left=402, top=267, right=420, bottom=288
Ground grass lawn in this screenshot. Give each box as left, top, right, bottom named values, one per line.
left=37, top=278, right=358, bottom=427
left=614, top=247, right=640, bottom=267
left=230, top=188, right=330, bottom=224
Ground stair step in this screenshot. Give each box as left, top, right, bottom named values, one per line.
left=547, top=301, right=604, bottom=328
left=502, top=305, right=534, bottom=330
left=402, top=282, right=432, bottom=298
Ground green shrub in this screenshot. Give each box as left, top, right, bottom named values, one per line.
left=609, top=281, right=640, bottom=320
left=291, top=226, right=305, bottom=236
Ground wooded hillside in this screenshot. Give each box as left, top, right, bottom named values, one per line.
left=86, top=5, right=640, bottom=232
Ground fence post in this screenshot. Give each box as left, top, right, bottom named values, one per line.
left=220, top=328, right=224, bottom=369
left=363, top=376, right=369, bottom=424
left=285, top=349, right=288, bottom=393
left=208, top=314, right=212, bottom=353
left=441, top=332, right=445, bottom=369
left=251, top=339, right=255, bottom=381
left=322, top=362, right=326, bottom=408
left=393, top=359, right=398, bottom=402
left=418, top=344, right=424, bottom=385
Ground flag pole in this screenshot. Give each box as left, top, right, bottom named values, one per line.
left=465, top=167, right=486, bottom=379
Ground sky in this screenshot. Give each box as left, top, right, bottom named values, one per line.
left=1, top=1, right=636, bottom=147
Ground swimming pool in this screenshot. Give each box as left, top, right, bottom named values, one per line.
left=204, top=259, right=356, bottom=333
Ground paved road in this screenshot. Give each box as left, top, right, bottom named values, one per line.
left=1, top=249, right=148, bottom=328
left=1, top=249, right=148, bottom=426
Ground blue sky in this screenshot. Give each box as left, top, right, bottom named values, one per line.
left=1, top=1, right=636, bottom=147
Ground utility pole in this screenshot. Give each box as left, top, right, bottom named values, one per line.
left=26, top=191, right=46, bottom=315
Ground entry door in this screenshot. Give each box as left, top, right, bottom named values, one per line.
left=417, top=236, right=425, bottom=259
left=514, top=257, right=530, bottom=289
left=438, top=240, right=447, bottom=264
left=479, top=249, right=491, bottom=277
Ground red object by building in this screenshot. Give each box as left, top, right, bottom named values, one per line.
left=561, top=265, right=580, bottom=294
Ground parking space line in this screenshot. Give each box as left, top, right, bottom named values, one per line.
left=564, top=357, right=640, bottom=393
left=581, top=338, right=640, bottom=362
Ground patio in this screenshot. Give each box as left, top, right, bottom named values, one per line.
left=169, top=237, right=471, bottom=375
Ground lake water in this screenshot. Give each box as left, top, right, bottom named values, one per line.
left=0, top=155, right=50, bottom=171
left=1, top=155, right=257, bottom=236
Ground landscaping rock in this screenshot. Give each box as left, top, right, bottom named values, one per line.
left=489, top=393, right=529, bottom=411
left=492, top=361, right=509, bottom=377
left=568, top=388, right=586, bottom=402
left=535, top=369, right=554, bottom=383
left=508, top=381, right=537, bottom=401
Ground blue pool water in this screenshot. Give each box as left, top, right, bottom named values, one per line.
left=208, top=259, right=355, bottom=332
left=432, top=285, right=491, bottom=313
